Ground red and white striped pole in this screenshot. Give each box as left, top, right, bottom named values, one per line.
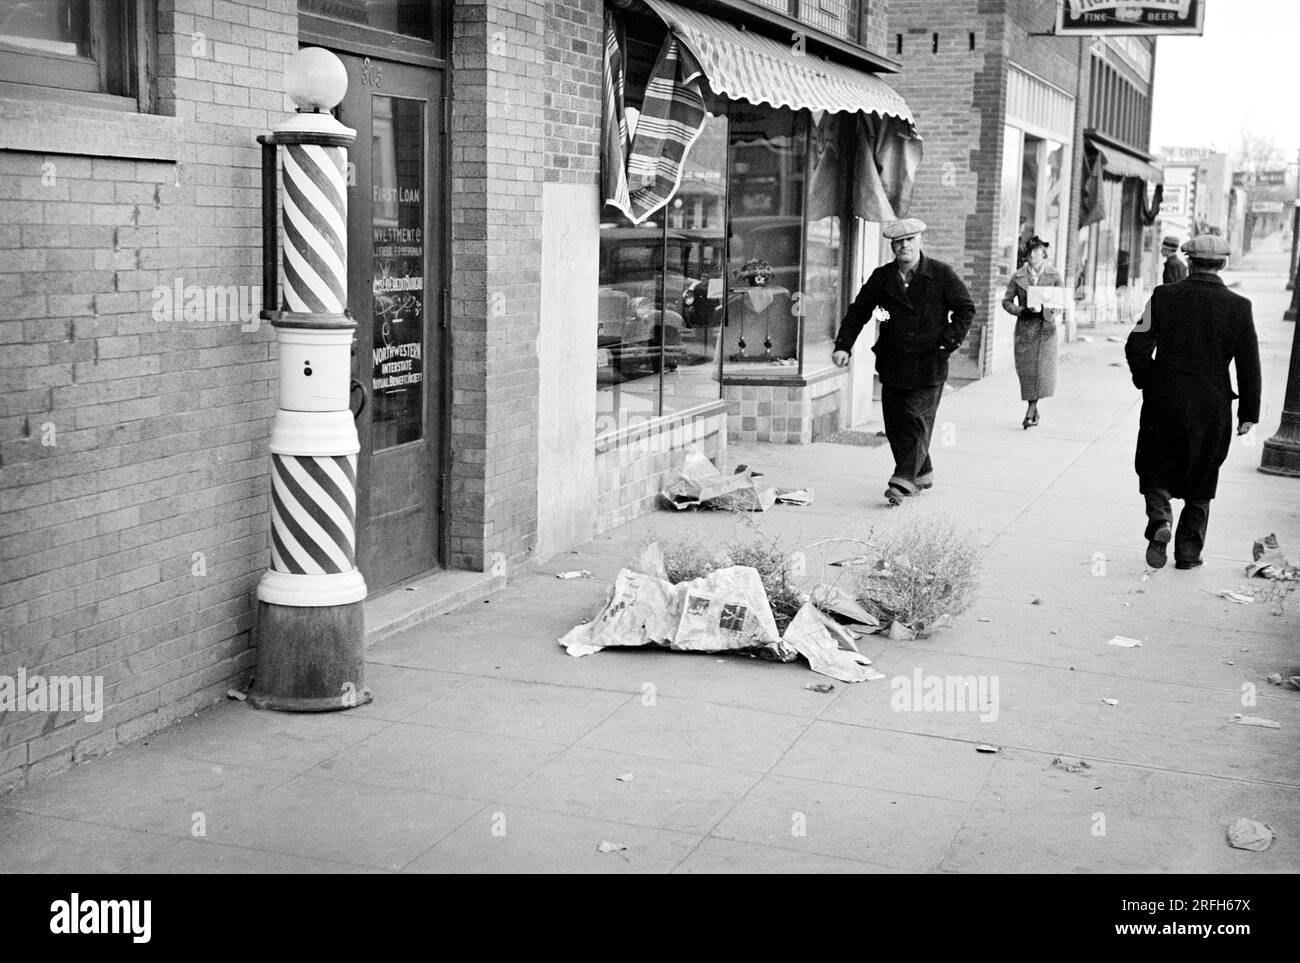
left=249, top=48, right=371, bottom=711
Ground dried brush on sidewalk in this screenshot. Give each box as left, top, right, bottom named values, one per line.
left=852, top=515, right=983, bottom=636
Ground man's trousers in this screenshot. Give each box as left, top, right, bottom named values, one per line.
left=1143, top=489, right=1211, bottom=565
left=881, top=383, right=944, bottom=494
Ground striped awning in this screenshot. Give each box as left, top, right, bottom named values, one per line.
left=641, top=0, right=915, bottom=126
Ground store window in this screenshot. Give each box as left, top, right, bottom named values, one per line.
left=597, top=111, right=728, bottom=423
left=597, top=103, right=858, bottom=430
left=0, top=0, right=140, bottom=99
left=724, top=104, right=807, bottom=373
left=1001, top=128, right=1071, bottom=275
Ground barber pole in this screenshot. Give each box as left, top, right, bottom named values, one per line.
left=248, top=48, right=371, bottom=711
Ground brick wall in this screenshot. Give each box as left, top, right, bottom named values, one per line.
left=448, top=0, right=548, bottom=570
left=864, top=0, right=889, bottom=57
left=544, top=0, right=602, bottom=183
left=885, top=0, right=1085, bottom=375
left=0, top=0, right=296, bottom=792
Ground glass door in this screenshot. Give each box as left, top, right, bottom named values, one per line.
left=335, top=54, right=444, bottom=590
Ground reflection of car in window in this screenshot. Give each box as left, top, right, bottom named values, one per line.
left=598, top=223, right=723, bottom=382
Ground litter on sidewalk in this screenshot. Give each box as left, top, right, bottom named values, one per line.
left=659, top=449, right=778, bottom=512
left=1052, top=757, right=1092, bottom=774
left=1226, top=818, right=1275, bottom=852
left=557, top=540, right=898, bottom=683
left=1266, top=670, right=1300, bottom=690
left=556, top=570, right=592, bottom=579
left=1101, top=698, right=1119, bottom=706
left=1213, top=590, right=1254, bottom=604
left=1107, top=636, right=1143, bottom=648
left=1228, top=713, right=1281, bottom=729
left=774, top=488, right=814, bottom=506
left=1245, top=533, right=1300, bottom=580
left=976, top=744, right=1000, bottom=754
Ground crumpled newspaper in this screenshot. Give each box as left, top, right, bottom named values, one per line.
left=1245, top=533, right=1300, bottom=580
left=660, top=448, right=775, bottom=511
left=559, top=564, right=793, bottom=662
left=782, top=603, right=884, bottom=683
left=561, top=551, right=899, bottom=681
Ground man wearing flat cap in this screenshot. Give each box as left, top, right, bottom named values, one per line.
left=1160, top=235, right=1187, bottom=285
left=833, top=218, right=976, bottom=505
left=1125, top=234, right=1261, bottom=569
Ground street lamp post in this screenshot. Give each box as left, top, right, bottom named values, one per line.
left=1259, top=263, right=1300, bottom=475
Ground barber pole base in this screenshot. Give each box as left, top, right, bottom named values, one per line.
left=248, top=600, right=371, bottom=711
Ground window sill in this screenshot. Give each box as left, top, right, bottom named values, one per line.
left=0, top=93, right=181, bottom=162
left=721, top=362, right=843, bottom=388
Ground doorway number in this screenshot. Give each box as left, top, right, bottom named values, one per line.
left=361, top=57, right=383, bottom=87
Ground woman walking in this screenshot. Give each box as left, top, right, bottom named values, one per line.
left=1002, top=236, right=1063, bottom=429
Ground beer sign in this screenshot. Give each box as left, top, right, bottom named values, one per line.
left=1056, top=0, right=1205, bottom=36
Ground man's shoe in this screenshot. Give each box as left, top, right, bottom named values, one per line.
left=1174, top=559, right=1204, bottom=570
left=1145, top=522, right=1171, bottom=569
left=884, top=484, right=909, bottom=506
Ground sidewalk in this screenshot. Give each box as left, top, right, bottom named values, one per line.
left=3, top=248, right=1297, bottom=874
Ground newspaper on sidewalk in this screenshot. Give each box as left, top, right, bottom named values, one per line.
left=659, top=448, right=781, bottom=512
left=1245, top=533, right=1300, bottom=580
left=782, top=603, right=885, bottom=683
left=559, top=544, right=896, bottom=681
left=559, top=564, right=794, bottom=662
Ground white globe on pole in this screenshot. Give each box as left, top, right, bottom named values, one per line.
left=285, top=47, right=348, bottom=111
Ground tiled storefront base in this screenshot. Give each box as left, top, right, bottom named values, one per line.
left=594, top=401, right=728, bottom=534
left=723, top=366, right=848, bottom=444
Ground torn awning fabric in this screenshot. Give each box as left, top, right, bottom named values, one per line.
left=602, top=0, right=923, bottom=224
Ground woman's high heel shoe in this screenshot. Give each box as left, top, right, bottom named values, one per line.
left=1022, top=414, right=1032, bottom=430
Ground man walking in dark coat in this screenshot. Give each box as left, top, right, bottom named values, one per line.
left=833, top=219, right=976, bottom=505
left=1160, top=235, right=1188, bottom=285
left=1125, top=235, right=1261, bottom=569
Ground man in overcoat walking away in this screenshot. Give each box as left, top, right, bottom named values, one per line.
left=1124, top=235, right=1261, bottom=569
left=833, top=219, right=976, bottom=505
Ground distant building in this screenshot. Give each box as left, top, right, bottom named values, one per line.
left=886, top=3, right=1160, bottom=375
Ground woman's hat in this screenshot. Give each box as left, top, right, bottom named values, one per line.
left=1024, top=235, right=1049, bottom=252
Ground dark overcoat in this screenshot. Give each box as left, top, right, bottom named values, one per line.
left=1162, top=253, right=1188, bottom=285
left=1124, top=272, right=1261, bottom=500
left=834, top=253, right=976, bottom=388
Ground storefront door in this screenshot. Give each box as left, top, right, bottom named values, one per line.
left=335, top=54, right=444, bottom=591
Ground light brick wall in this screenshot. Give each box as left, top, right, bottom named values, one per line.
left=0, top=0, right=295, bottom=793
left=886, top=0, right=1079, bottom=375
left=545, top=0, right=602, bottom=183
left=448, top=0, right=547, bottom=571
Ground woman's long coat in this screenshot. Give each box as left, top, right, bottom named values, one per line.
left=1001, top=262, right=1064, bottom=401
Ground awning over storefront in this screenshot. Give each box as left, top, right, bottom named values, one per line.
left=1086, top=133, right=1163, bottom=184
left=1080, top=133, right=1163, bottom=226
left=641, top=0, right=915, bottom=124
left=603, top=0, right=921, bottom=225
